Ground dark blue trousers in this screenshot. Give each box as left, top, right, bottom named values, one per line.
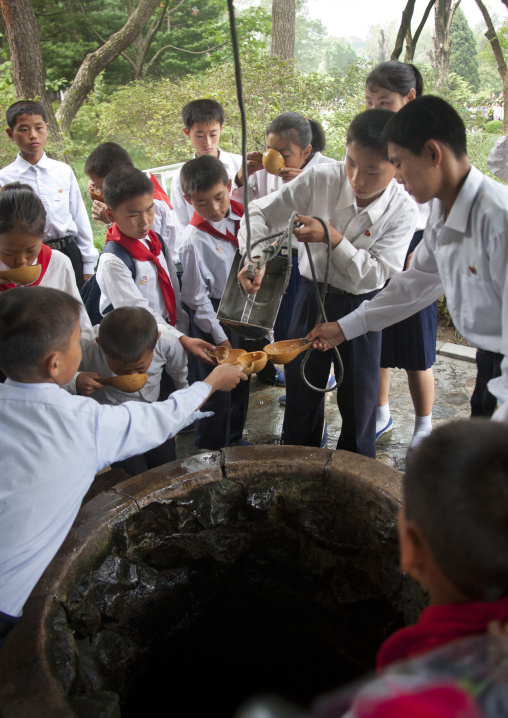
left=471, top=349, right=503, bottom=417
left=282, top=278, right=381, bottom=458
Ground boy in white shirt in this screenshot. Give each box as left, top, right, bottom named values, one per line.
left=171, top=99, right=242, bottom=248
left=309, top=96, right=508, bottom=418
left=179, top=155, right=249, bottom=450
left=0, top=286, right=246, bottom=645
left=0, top=100, right=98, bottom=288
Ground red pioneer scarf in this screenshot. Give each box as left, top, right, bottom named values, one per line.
left=0, top=242, right=52, bottom=292
left=377, top=595, right=508, bottom=670
left=189, top=199, right=244, bottom=248
left=149, top=173, right=173, bottom=208
left=106, top=224, right=177, bottom=326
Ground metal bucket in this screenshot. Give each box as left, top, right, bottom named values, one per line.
left=217, top=251, right=288, bottom=340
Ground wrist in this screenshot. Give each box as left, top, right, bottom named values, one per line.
left=329, top=227, right=343, bottom=249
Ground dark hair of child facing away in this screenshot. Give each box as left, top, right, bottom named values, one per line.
left=98, top=307, right=158, bottom=364
left=182, top=99, right=225, bottom=130
left=405, top=419, right=508, bottom=602
left=383, top=95, right=467, bottom=158
left=0, top=286, right=80, bottom=381
left=180, top=154, right=229, bottom=198
left=366, top=61, right=424, bottom=98
left=102, top=166, right=153, bottom=210
left=0, top=182, right=46, bottom=237
left=346, top=108, right=395, bottom=156
left=266, top=112, right=326, bottom=159
left=6, top=100, right=48, bottom=129
left=84, top=142, right=134, bottom=180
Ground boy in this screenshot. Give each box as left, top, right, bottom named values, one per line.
left=71, top=306, right=189, bottom=475
left=84, top=142, right=180, bottom=266
left=0, top=100, right=97, bottom=288
left=0, top=286, right=246, bottom=645
left=179, top=155, right=249, bottom=450
left=170, top=99, right=242, bottom=245
left=309, top=96, right=508, bottom=418
left=238, top=110, right=418, bottom=458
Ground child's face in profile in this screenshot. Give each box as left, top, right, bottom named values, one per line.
left=388, top=142, right=438, bottom=204
left=0, top=230, right=42, bottom=269
left=107, top=192, right=154, bottom=239
left=346, top=141, right=395, bottom=207
left=364, top=84, right=415, bottom=113
left=185, top=180, right=232, bottom=223
left=104, top=348, right=154, bottom=376
left=266, top=132, right=311, bottom=169
left=6, top=113, right=49, bottom=162
left=184, top=121, right=222, bottom=158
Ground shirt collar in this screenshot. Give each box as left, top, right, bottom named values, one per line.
left=4, top=378, right=59, bottom=391
left=14, top=151, right=51, bottom=173
left=442, top=165, right=483, bottom=233
left=335, top=171, right=398, bottom=223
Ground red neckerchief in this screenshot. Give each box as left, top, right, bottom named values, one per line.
left=377, top=595, right=508, bottom=670
left=149, top=173, right=173, bottom=209
left=0, top=243, right=52, bottom=292
left=106, top=224, right=177, bottom=326
left=189, top=199, right=244, bottom=248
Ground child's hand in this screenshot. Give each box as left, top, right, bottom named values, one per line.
left=238, top=262, right=265, bottom=295
left=307, top=322, right=346, bottom=350
left=179, top=335, right=216, bottom=365
left=294, top=215, right=343, bottom=247
left=217, top=339, right=233, bottom=349
left=91, top=200, right=109, bottom=224
left=235, top=152, right=264, bottom=187
left=205, top=364, right=248, bottom=393
left=76, top=372, right=104, bottom=396
left=279, top=167, right=304, bottom=183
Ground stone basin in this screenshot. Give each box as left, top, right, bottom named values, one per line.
left=0, top=446, right=426, bottom=718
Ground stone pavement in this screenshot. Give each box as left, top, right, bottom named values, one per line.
left=177, top=341, right=478, bottom=472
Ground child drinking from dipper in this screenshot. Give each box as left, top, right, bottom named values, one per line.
left=364, top=62, right=437, bottom=458
left=238, top=110, right=417, bottom=458
left=0, top=183, right=91, bottom=333
left=0, top=287, right=246, bottom=647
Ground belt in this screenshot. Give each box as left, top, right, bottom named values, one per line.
left=44, top=235, right=75, bottom=251
left=278, top=247, right=299, bottom=258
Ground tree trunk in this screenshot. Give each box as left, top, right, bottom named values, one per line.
left=56, top=0, right=160, bottom=133
left=0, top=0, right=68, bottom=157
left=432, top=0, right=461, bottom=87
left=271, top=0, right=295, bottom=60
left=475, top=0, right=508, bottom=133
left=391, top=0, right=417, bottom=60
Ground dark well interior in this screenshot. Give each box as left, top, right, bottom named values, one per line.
left=52, top=473, right=425, bottom=717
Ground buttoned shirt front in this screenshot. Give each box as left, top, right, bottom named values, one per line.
left=0, top=153, right=98, bottom=274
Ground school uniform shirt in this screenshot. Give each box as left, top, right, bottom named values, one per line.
left=96, top=235, right=190, bottom=334
left=231, top=151, right=336, bottom=205
left=487, top=135, right=508, bottom=182
left=238, top=162, right=418, bottom=295
left=339, top=166, right=508, bottom=405
left=171, top=148, right=242, bottom=250
left=0, top=153, right=98, bottom=274
left=68, top=323, right=188, bottom=402
left=180, top=207, right=242, bottom=345
left=0, top=378, right=212, bottom=617
left=153, top=197, right=179, bottom=266
left=0, top=251, right=92, bottom=334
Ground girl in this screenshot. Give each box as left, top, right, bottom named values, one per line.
left=365, top=62, right=437, bottom=457
left=0, top=183, right=92, bottom=333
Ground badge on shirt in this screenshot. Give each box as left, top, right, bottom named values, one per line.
left=58, top=188, right=63, bottom=194
left=216, top=245, right=224, bottom=254
left=364, top=229, right=372, bottom=236
left=140, top=275, right=148, bottom=285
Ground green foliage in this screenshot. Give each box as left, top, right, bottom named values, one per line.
left=450, top=8, right=481, bottom=93
left=485, top=120, right=504, bottom=134
left=294, top=11, right=357, bottom=76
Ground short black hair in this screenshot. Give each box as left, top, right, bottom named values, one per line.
left=405, top=420, right=508, bottom=601
left=366, top=61, right=424, bottom=98
left=102, top=167, right=153, bottom=210
left=0, top=183, right=46, bottom=238
left=84, top=142, right=134, bottom=179
left=383, top=95, right=467, bottom=158
left=346, top=109, right=395, bottom=157
left=6, top=100, right=48, bottom=129
left=180, top=155, right=229, bottom=197
left=98, top=307, right=158, bottom=364
left=0, top=287, right=81, bottom=381
left=182, top=99, right=224, bottom=130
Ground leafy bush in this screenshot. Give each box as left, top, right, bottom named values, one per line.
left=485, top=119, right=503, bottom=134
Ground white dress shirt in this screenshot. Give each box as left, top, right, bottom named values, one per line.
left=0, top=378, right=212, bottom=617
left=152, top=198, right=179, bottom=266
left=339, top=166, right=508, bottom=405
left=0, top=153, right=98, bottom=274
left=0, top=251, right=92, bottom=334
left=238, top=162, right=417, bottom=295
left=180, top=207, right=242, bottom=345
left=70, top=323, right=188, bottom=402
left=487, top=135, right=508, bottom=182
left=171, top=148, right=242, bottom=249
left=96, top=234, right=189, bottom=335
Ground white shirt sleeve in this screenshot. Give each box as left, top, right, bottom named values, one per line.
left=68, top=170, right=98, bottom=274
left=159, top=325, right=189, bottom=390
left=153, top=200, right=180, bottom=266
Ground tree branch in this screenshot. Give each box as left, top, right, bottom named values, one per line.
left=156, top=42, right=226, bottom=54
left=413, top=0, right=436, bottom=47
left=74, top=0, right=108, bottom=44
left=446, top=0, right=462, bottom=36
left=391, top=0, right=416, bottom=61
left=475, top=0, right=508, bottom=73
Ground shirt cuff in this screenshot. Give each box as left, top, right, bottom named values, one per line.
left=332, top=236, right=357, bottom=269
left=82, top=260, right=97, bottom=275
left=338, top=305, right=368, bottom=341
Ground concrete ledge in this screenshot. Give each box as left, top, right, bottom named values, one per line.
left=437, top=342, right=477, bottom=363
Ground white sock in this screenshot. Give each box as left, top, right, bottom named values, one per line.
left=376, top=403, right=391, bottom=433
left=409, top=413, right=432, bottom=450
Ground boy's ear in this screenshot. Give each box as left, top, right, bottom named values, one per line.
left=397, top=508, right=428, bottom=581
left=95, top=337, right=101, bottom=346
left=183, top=127, right=190, bottom=138
left=157, top=331, right=161, bottom=339
left=6, top=128, right=13, bottom=141
left=105, top=206, right=115, bottom=223
left=423, top=139, right=443, bottom=167
left=45, top=351, right=61, bottom=381
left=227, top=179, right=232, bottom=192
left=183, top=194, right=192, bottom=205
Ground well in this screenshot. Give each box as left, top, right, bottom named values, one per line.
left=0, top=446, right=425, bottom=718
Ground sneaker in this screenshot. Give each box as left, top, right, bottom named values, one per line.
left=279, top=394, right=286, bottom=406
left=376, top=416, right=393, bottom=442
left=259, top=368, right=285, bottom=387
left=320, top=422, right=328, bottom=449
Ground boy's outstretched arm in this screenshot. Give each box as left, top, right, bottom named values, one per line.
left=199, top=364, right=247, bottom=409
left=307, top=321, right=346, bottom=351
